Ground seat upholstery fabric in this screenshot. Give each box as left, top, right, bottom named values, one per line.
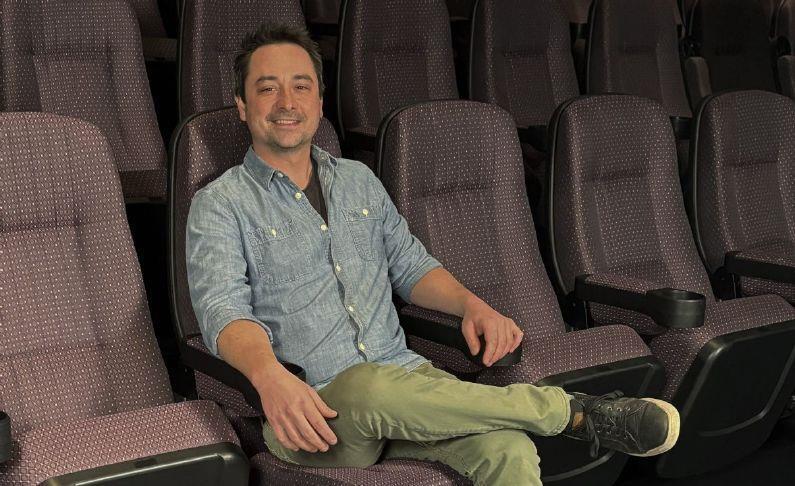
left=587, top=0, right=691, bottom=118
left=128, top=0, right=168, bottom=37
left=337, top=0, right=458, bottom=137
left=0, top=111, right=239, bottom=484
left=0, top=0, right=167, bottom=200
left=179, top=0, right=306, bottom=118
left=378, top=100, right=651, bottom=380
left=304, top=0, right=342, bottom=25
left=692, top=90, right=795, bottom=303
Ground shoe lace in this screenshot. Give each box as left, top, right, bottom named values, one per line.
left=581, top=390, right=625, bottom=458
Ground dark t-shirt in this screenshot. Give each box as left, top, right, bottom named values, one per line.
left=303, top=158, right=328, bottom=224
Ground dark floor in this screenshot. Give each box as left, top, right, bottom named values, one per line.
left=616, top=416, right=795, bottom=486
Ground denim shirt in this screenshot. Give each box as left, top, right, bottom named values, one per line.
left=186, top=146, right=439, bottom=389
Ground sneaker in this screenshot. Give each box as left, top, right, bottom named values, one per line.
left=563, top=391, right=680, bottom=458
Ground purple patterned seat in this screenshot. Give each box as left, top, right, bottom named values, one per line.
left=178, top=0, right=306, bottom=118
left=378, top=99, right=664, bottom=486
left=337, top=0, right=458, bottom=169
left=548, top=94, right=795, bottom=477
left=0, top=0, right=167, bottom=202
left=128, top=0, right=177, bottom=60
left=690, top=90, right=795, bottom=304
left=469, top=0, right=578, bottom=212
left=0, top=112, right=246, bottom=485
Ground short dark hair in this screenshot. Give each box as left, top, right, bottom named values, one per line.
left=233, top=23, right=325, bottom=102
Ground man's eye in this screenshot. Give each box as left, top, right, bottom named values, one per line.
left=296, top=85, right=310, bottom=91
left=258, top=87, right=275, bottom=93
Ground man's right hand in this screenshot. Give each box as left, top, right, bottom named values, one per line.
left=254, top=363, right=339, bottom=453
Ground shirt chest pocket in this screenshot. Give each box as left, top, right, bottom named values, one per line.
left=343, top=205, right=384, bottom=261
left=247, top=220, right=312, bottom=284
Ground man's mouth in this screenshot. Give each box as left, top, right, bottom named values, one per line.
left=271, top=118, right=302, bottom=126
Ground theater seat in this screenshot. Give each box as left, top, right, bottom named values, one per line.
left=548, top=94, right=795, bottom=477
left=0, top=112, right=247, bottom=485
left=690, top=89, right=795, bottom=304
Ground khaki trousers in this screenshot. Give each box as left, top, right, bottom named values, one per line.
left=263, top=362, right=571, bottom=486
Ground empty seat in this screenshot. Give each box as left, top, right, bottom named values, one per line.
left=0, top=112, right=247, bottom=485
left=690, top=89, right=795, bottom=304
left=469, top=0, right=578, bottom=211
left=336, top=0, right=458, bottom=168
left=178, top=0, right=306, bottom=118
left=379, top=99, right=664, bottom=485
left=548, top=94, right=795, bottom=477
left=128, top=0, right=177, bottom=60
left=0, top=0, right=167, bottom=201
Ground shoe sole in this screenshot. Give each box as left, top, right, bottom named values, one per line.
left=628, top=398, right=681, bottom=457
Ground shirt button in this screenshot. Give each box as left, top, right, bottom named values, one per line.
left=276, top=172, right=284, bottom=178
left=362, top=208, right=369, bottom=216
left=347, top=305, right=355, bottom=313
left=295, top=192, right=302, bottom=200
left=320, top=224, right=328, bottom=231
left=270, top=228, right=277, bottom=236
left=335, top=264, right=341, bottom=273
left=358, top=343, right=366, bottom=351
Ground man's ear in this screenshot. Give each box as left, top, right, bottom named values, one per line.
left=235, top=96, right=247, bottom=122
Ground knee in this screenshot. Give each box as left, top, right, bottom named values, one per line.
left=470, top=430, right=541, bottom=481
left=323, top=363, right=399, bottom=411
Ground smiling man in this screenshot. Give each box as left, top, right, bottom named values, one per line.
left=186, top=24, right=680, bottom=486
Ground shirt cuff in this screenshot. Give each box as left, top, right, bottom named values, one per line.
left=202, top=309, right=273, bottom=356
left=393, top=256, right=443, bottom=302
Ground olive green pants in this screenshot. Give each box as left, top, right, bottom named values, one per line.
left=263, top=362, right=571, bottom=486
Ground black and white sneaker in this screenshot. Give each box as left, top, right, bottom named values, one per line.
left=563, top=391, right=680, bottom=458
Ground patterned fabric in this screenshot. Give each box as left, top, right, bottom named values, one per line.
left=0, top=401, right=240, bottom=486
left=559, top=0, right=592, bottom=23
left=337, top=0, right=458, bottom=135
left=692, top=90, right=795, bottom=303
left=127, top=0, right=167, bottom=37
left=651, top=295, right=795, bottom=399
left=178, top=0, right=306, bottom=118
left=469, top=0, right=579, bottom=127
left=0, top=113, right=172, bottom=437
left=379, top=100, right=651, bottom=378
left=689, top=0, right=778, bottom=92
left=587, top=0, right=691, bottom=118
left=251, top=451, right=469, bottom=485
left=0, top=0, right=167, bottom=200
left=304, top=0, right=342, bottom=24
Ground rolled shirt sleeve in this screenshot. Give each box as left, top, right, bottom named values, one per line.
left=186, top=189, right=273, bottom=356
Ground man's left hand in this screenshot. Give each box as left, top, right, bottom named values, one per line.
left=460, top=296, right=523, bottom=367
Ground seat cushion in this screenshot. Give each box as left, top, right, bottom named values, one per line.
left=0, top=400, right=240, bottom=485
left=736, top=241, right=795, bottom=304
left=651, top=294, right=795, bottom=399
left=479, top=324, right=652, bottom=386
left=251, top=452, right=469, bottom=485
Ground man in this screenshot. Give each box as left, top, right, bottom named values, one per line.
left=186, top=24, right=679, bottom=486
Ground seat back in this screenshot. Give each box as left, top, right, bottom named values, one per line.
left=129, top=0, right=168, bottom=37
left=170, top=109, right=341, bottom=338
left=688, top=0, right=778, bottom=92
left=178, top=0, right=306, bottom=118
left=691, top=90, right=795, bottom=276
left=587, top=0, right=691, bottom=118
left=304, top=0, right=342, bottom=25
left=0, top=113, right=172, bottom=437
left=379, top=100, right=566, bottom=340
left=469, top=0, right=579, bottom=127
left=549, top=95, right=714, bottom=308
left=0, top=0, right=167, bottom=200
left=337, top=0, right=458, bottom=134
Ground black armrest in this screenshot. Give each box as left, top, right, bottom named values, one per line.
left=670, top=116, right=692, bottom=139
left=516, top=125, right=548, bottom=151
left=724, top=252, right=795, bottom=285
left=180, top=341, right=306, bottom=414
left=574, top=275, right=706, bottom=329
left=42, top=443, right=249, bottom=486
left=344, top=129, right=376, bottom=152
left=399, top=306, right=522, bottom=367
left=0, top=411, right=10, bottom=464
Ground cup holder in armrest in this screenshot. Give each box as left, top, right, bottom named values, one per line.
left=0, top=411, right=11, bottom=464
left=645, top=288, right=706, bottom=329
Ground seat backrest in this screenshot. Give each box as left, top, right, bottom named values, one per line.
left=171, top=109, right=341, bottom=338
left=691, top=90, right=795, bottom=272
left=688, top=0, right=777, bottom=92
left=378, top=100, right=566, bottom=340
left=128, top=0, right=168, bottom=37
left=178, top=0, right=306, bottom=118
left=0, top=112, right=172, bottom=437
left=559, top=0, right=592, bottom=25
left=775, top=0, right=795, bottom=45
left=469, top=0, right=579, bottom=127
left=0, top=0, right=167, bottom=200
left=304, top=0, right=342, bottom=24
left=587, top=0, right=691, bottom=118
left=337, top=0, right=458, bottom=134
left=549, top=95, right=714, bottom=300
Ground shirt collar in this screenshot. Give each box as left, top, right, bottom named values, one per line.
left=243, top=145, right=338, bottom=191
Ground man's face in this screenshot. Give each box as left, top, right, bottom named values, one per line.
left=236, top=43, right=322, bottom=155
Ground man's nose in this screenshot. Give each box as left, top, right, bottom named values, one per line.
left=276, top=88, right=295, bottom=110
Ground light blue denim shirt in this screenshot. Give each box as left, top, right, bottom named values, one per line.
left=186, top=145, right=439, bottom=389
